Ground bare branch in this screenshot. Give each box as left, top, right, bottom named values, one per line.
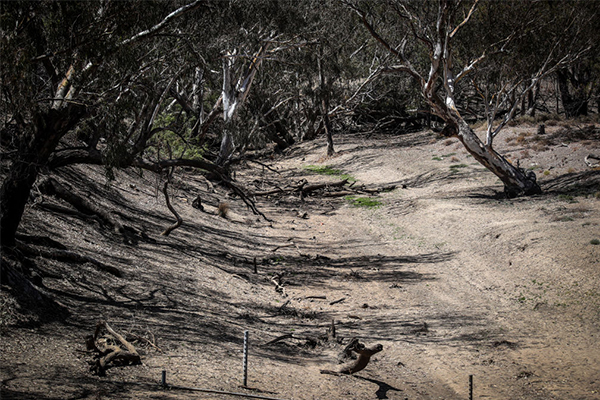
left=346, top=2, right=423, bottom=84
left=450, top=0, right=480, bottom=38
left=119, top=0, right=204, bottom=48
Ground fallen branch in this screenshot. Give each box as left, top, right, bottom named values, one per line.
left=250, top=180, right=397, bottom=199
left=301, top=179, right=348, bottom=194
left=329, top=297, right=346, bottom=305
left=271, top=274, right=286, bottom=296
left=126, top=333, right=163, bottom=353
left=585, top=154, right=600, bottom=168
left=263, top=333, right=294, bottom=346
left=271, top=243, right=295, bottom=252
left=217, top=172, right=271, bottom=222
left=88, top=320, right=141, bottom=376
left=320, top=339, right=383, bottom=375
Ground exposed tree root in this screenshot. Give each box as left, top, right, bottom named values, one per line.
left=16, top=241, right=123, bottom=277
left=87, top=320, right=141, bottom=376
left=161, top=178, right=183, bottom=236
left=38, top=177, right=141, bottom=243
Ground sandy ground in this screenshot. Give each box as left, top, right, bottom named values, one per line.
left=1, top=122, right=600, bottom=400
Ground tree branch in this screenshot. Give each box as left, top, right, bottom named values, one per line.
left=119, top=1, right=204, bottom=48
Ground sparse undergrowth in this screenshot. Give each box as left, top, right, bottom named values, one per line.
left=304, top=165, right=356, bottom=181
left=345, top=195, right=382, bottom=208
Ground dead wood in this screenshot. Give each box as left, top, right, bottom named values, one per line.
left=321, top=190, right=355, bottom=197
left=329, top=297, right=346, bottom=305
left=126, top=333, right=163, bottom=353
left=271, top=243, right=295, bottom=252
left=320, top=339, right=383, bottom=375
left=89, top=320, right=141, bottom=376
left=327, top=319, right=336, bottom=341
left=271, top=273, right=286, bottom=296
left=250, top=179, right=397, bottom=200
left=338, top=337, right=359, bottom=362
left=207, top=169, right=270, bottom=221
left=263, top=333, right=294, bottom=346
left=584, top=154, right=600, bottom=168
left=161, top=178, right=183, bottom=236
left=301, top=179, right=348, bottom=194
left=16, top=241, right=123, bottom=277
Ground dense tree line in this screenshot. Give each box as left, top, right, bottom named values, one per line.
left=1, top=0, right=599, bottom=251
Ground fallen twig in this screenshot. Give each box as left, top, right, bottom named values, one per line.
left=329, top=297, right=346, bottom=305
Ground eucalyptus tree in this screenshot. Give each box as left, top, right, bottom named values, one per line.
left=347, top=0, right=597, bottom=196
left=0, top=0, right=209, bottom=248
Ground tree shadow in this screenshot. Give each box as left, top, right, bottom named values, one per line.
left=541, top=170, right=600, bottom=195
left=353, top=375, right=403, bottom=399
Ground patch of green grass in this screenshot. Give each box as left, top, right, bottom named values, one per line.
left=304, top=165, right=355, bottom=181
left=345, top=196, right=382, bottom=209
left=591, top=239, right=600, bottom=245
left=449, top=163, right=468, bottom=173
left=557, top=216, right=574, bottom=222
left=432, top=156, right=442, bottom=161
left=557, top=194, right=578, bottom=203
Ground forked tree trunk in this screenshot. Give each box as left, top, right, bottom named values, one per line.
left=453, top=120, right=542, bottom=197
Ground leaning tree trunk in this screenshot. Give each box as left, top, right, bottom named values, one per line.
left=451, top=119, right=541, bottom=197
left=1, top=106, right=85, bottom=247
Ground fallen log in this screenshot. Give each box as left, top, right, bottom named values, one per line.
left=320, top=339, right=383, bottom=375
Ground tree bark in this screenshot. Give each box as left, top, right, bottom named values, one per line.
left=453, top=120, right=541, bottom=197
left=1, top=106, right=85, bottom=247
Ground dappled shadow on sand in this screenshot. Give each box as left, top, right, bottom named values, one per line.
left=6, top=152, right=484, bottom=391
left=0, top=372, right=166, bottom=400
left=541, top=170, right=600, bottom=195
left=259, top=252, right=453, bottom=290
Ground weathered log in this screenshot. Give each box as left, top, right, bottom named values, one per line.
left=90, top=320, right=141, bottom=376
left=320, top=339, right=383, bottom=375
